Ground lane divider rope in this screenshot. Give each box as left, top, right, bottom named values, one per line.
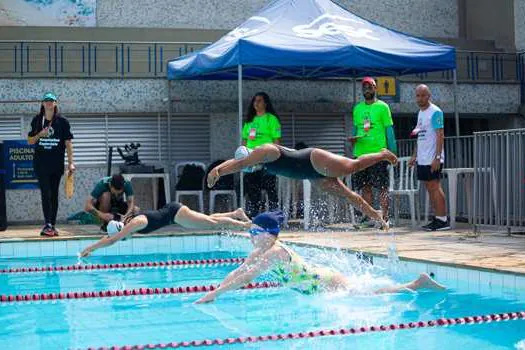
left=0, top=281, right=279, bottom=304
left=0, top=258, right=245, bottom=274
left=84, top=311, right=525, bottom=350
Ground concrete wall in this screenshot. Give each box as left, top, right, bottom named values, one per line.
left=516, top=0, right=525, bottom=51
left=96, top=0, right=458, bottom=38
left=464, top=0, right=515, bottom=50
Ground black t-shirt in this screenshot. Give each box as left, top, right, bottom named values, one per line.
left=28, top=114, right=74, bottom=175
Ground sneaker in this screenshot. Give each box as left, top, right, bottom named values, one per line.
left=423, top=218, right=451, bottom=231
left=50, top=226, right=59, bottom=236
left=40, top=224, right=54, bottom=237
left=421, top=220, right=434, bottom=230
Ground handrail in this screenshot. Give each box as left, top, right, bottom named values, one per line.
left=0, top=40, right=212, bottom=45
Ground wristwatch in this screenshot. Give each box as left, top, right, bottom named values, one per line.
left=435, top=155, right=442, bottom=160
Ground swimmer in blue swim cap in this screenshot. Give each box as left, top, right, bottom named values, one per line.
left=196, top=210, right=445, bottom=303
left=209, top=144, right=398, bottom=230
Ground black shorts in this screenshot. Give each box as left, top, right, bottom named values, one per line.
left=417, top=164, right=443, bottom=181
left=95, top=196, right=128, bottom=215
left=351, top=161, right=390, bottom=190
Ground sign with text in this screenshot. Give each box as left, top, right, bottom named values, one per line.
left=2, top=140, right=38, bottom=190
left=375, top=76, right=399, bottom=102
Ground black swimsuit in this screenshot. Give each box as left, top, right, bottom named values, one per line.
left=138, top=202, right=182, bottom=233
left=265, top=146, right=325, bottom=180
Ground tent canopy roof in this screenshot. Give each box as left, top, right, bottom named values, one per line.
left=167, top=0, right=456, bottom=80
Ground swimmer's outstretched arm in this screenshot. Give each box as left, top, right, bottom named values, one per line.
left=196, top=249, right=277, bottom=303
left=79, top=215, right=147, bottom=257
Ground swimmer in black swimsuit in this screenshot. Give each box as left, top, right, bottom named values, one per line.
left=208, top=144, right=398, bottom=228
left=80, top=203, right=252, bottom=257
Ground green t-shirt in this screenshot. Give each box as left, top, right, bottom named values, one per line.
left=352, top=100, right=393, bottom=157
left=90, top=176, right=134, bottom=199
left=242, top=113, right=281, bottom=149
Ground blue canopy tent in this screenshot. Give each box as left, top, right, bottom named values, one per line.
left=168, top=0, right=455, bottom=80
left=167, top=0, right=457, bottom=204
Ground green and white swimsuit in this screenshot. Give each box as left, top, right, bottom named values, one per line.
left=271, top=243, right=321, bottom=295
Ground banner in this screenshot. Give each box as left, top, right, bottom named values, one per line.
left=0, top=0, right=96, bottom=26
left=2, top=140, right=38, bottom=190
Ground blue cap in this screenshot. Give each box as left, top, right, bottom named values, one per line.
left=251, top=210, right=284, bottom=235
left=42, top=92, right=57, bottom=101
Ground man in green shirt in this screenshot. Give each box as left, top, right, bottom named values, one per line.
left=84, top=174, right=136, bottom=231
left=349, top=77, right=397, bottom=226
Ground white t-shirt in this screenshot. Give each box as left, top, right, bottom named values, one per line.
left=413, top=103, right=445, bottom=166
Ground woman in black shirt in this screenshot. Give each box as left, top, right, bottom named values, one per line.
left=28, top=93, right=75, bottom=237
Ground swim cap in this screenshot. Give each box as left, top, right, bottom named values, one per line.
left=107, top=220, right=124, bottom=236
left=234, top=146, right=262, bottom=173
left=251, top=210, right=284, bottom=235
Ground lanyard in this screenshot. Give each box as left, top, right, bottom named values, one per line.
left=42, top=115, right=54, bottom=129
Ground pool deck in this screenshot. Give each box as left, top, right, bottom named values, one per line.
left=1, top=222, right=524, bottom=275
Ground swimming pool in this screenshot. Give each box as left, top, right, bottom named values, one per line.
left=0, top=234, right=523, bottom=349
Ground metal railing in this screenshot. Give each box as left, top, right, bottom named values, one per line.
left=396, top=136, right=474, bottom=221
left=0, top=41, right=209, bottom=78
left=0, top=40, right=523, bottom=82
left=473, top=129, right=525, bottom=232
left=403, top=50, right=523, bottom=83
left=397, top=135, right=474, bottom=168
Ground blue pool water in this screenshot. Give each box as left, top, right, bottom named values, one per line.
left=0, top=236, right=523, bottom=350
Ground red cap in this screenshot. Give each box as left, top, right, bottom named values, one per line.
left=362, top=77, right=376, bottom=87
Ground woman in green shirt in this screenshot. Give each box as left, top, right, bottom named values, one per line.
left=242, top=92, right=281, bottom=218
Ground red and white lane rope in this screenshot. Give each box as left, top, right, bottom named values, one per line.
left=0, top=281, right=279, bottom=303
left=0, top=258, right=245, bottom=274
left=84, top=311, right=525, bottom=350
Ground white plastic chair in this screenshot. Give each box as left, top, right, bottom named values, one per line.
left=343, top=175, right=358, bottom=226
left=390, top=157, right=420, bottom=228
left=174, top=161, right=206, bottom=212
left=207, top=160, right=238, bottom=214
left=210, top=190, right=237, bottom=213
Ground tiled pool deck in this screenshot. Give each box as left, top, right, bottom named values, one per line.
left=0, top=222, right=524, bottom=275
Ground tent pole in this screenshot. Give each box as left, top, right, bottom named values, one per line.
left=167, top=80, right=172, bottom=168
left=352, top=77, right=357, bottom=105
left=238, top=64, right=244, bottom=208
left=453, top=69, right=462, bottom=165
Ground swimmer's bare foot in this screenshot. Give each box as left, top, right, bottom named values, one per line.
left=412, top=273, right=446, bottom=291
left=381, top=149, right=398, bottom=166
left=234, top=208, right=251, bottom=223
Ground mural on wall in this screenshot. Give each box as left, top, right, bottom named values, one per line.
left=0, top=0, right=95, bottom=26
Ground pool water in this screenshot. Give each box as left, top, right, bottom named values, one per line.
left=0, top=237, right=523, bottom=350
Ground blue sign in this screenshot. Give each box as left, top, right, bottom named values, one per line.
left=3, top=140, right=38, bottom=190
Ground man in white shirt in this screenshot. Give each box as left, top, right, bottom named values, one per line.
left=409, top=85, right=450, bottom=231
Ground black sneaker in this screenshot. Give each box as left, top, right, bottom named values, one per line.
left=423, top=218, right=450, bottom=231
left=40, top=224, right=54, bottom=237
left=421, top=220, right=434, bottom=230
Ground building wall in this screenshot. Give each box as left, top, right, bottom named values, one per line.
left=96, top=0, right=458, bottom=38
left=516, top=0, right=525, bottom=51
left=464, top=0, right=515, bottom=50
